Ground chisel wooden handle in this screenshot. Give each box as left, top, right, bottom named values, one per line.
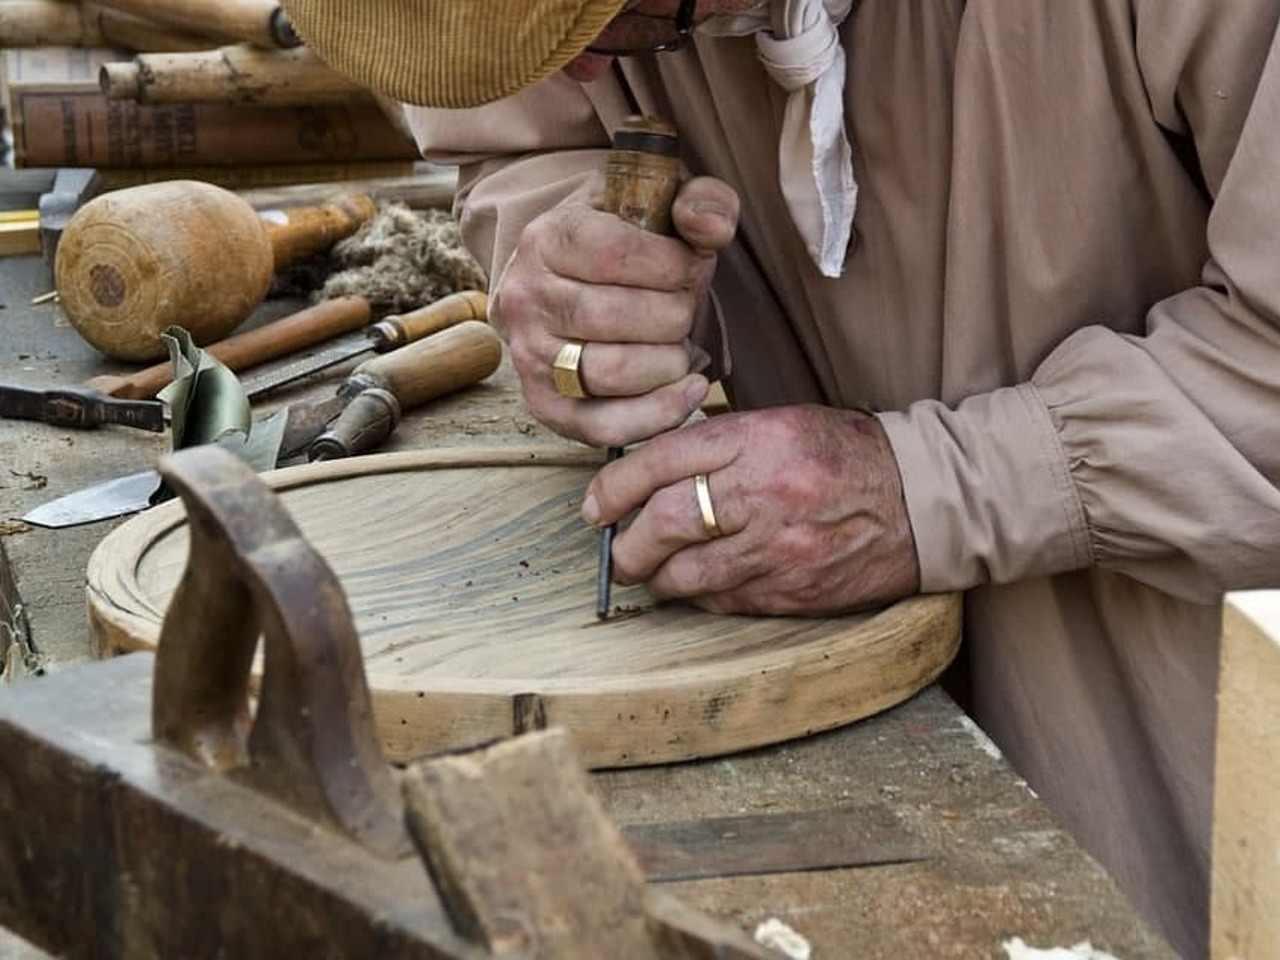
left=602, top=116, right=681, bottom=236
left=367, top=290, right=489, bottom=350
left=84, top=296, right=371, bottom=399
left=349, top=319, right=502, bottom=409
left=310, top=320, right=503, bottom=460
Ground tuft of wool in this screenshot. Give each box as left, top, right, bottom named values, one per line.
left=318, top=203, right=488, bottom=312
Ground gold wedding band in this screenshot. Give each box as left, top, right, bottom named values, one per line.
left=694, top=473, right=723, bottom=539
left=552, top=340, right=590, bottom=399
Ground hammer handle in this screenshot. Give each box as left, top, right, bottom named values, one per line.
left=84, top=296, right=372, bottom=400
left=260, top=193, right=378, bottom=270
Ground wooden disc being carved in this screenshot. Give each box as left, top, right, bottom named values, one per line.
left=87, top=447, right=960, bottom=767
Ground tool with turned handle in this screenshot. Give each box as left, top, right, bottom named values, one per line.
left=302, top=320, right=503, bottom=462
left=596, top=116, right=682, bottom=619
left=242, top=290, right=489, bottom=400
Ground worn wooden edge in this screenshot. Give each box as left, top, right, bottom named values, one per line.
left=370, top=591, right=961, bottom=767
left=85, top=444, right=962, bottom=768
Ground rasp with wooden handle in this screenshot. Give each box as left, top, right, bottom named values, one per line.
left=241, top=290, right=489, bottom=400
left=84, top=295, right=374, bottom=400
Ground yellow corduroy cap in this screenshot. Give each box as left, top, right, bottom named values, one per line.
left=280, top=0, right=629, bottom=108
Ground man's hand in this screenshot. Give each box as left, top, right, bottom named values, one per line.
left=489, top=176, right=739, bottom=447
left=582, top=405, right=921, bottom=615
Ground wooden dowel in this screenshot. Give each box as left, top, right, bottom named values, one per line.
left=100, top=44, right=369, bottom=106
left=88, top=0, right=299, bottom=50
left=260, top=194, right=379, bottom=270
left=87, top=4, right=216, bottom=51
left=83, top=297, right=373, bottom=400
left=0, top=0, right=211, bottom=50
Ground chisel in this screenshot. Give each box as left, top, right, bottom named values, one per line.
left=596, top=116, right=682, bottom=619
left=278, top=319, right=503, bottom=462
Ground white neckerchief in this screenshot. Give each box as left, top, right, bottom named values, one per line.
left=702, top=0, right=856, bottom=277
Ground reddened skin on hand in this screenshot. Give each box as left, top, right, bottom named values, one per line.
left=585, top=404, right=922, bottom=616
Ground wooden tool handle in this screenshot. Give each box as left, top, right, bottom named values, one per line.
left=368, top=289, right=488, bottom=350
left=352, top=320, right=502, bottom=409
left=84, top=296, right=372, bottom=399
left=602, top=116, right=680, bottom=236
left=260, top=193, right=378, bottom=270
left=307, top=388, right=400, bottom=461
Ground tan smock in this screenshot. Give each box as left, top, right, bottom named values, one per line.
left=404, top=2, right=1280, bottom=954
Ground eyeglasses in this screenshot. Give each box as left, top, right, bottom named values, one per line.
left=585, top=0, right=697, bottom=56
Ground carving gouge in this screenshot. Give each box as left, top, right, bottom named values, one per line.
left=596, top=116, right=682, bottom=619
left=276, top=319, right=504, bottom=461
left=0, top=383, right=165, bottom=432
left=242, top=290, right=488, bottom=400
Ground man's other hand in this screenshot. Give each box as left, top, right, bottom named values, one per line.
left=583, top=405, right=922, bottom=615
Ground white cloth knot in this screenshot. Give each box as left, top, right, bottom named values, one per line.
left=755, top=6, right=843, bottom=92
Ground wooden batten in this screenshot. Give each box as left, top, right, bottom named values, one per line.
left=1212, top=590, right=1280, bottom=959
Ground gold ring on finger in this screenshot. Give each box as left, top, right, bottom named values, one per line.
left=552, top=340, right=591, bottom=399
left=694, top=473, right=723, bottom=539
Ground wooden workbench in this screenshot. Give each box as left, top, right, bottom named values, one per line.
left=0, top=252, right=1175, bottom=958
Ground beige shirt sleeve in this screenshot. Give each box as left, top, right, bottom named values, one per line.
left=881, top=1, right=1280, bottom=603
left=401, top=73, right=614, bottom=281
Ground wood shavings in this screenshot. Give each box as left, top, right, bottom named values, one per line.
left=1002, top=938, right=1121, bottom=960
left=320, top=202, right=488, bottom=312
left=755, top=918, right=811, bottom=959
